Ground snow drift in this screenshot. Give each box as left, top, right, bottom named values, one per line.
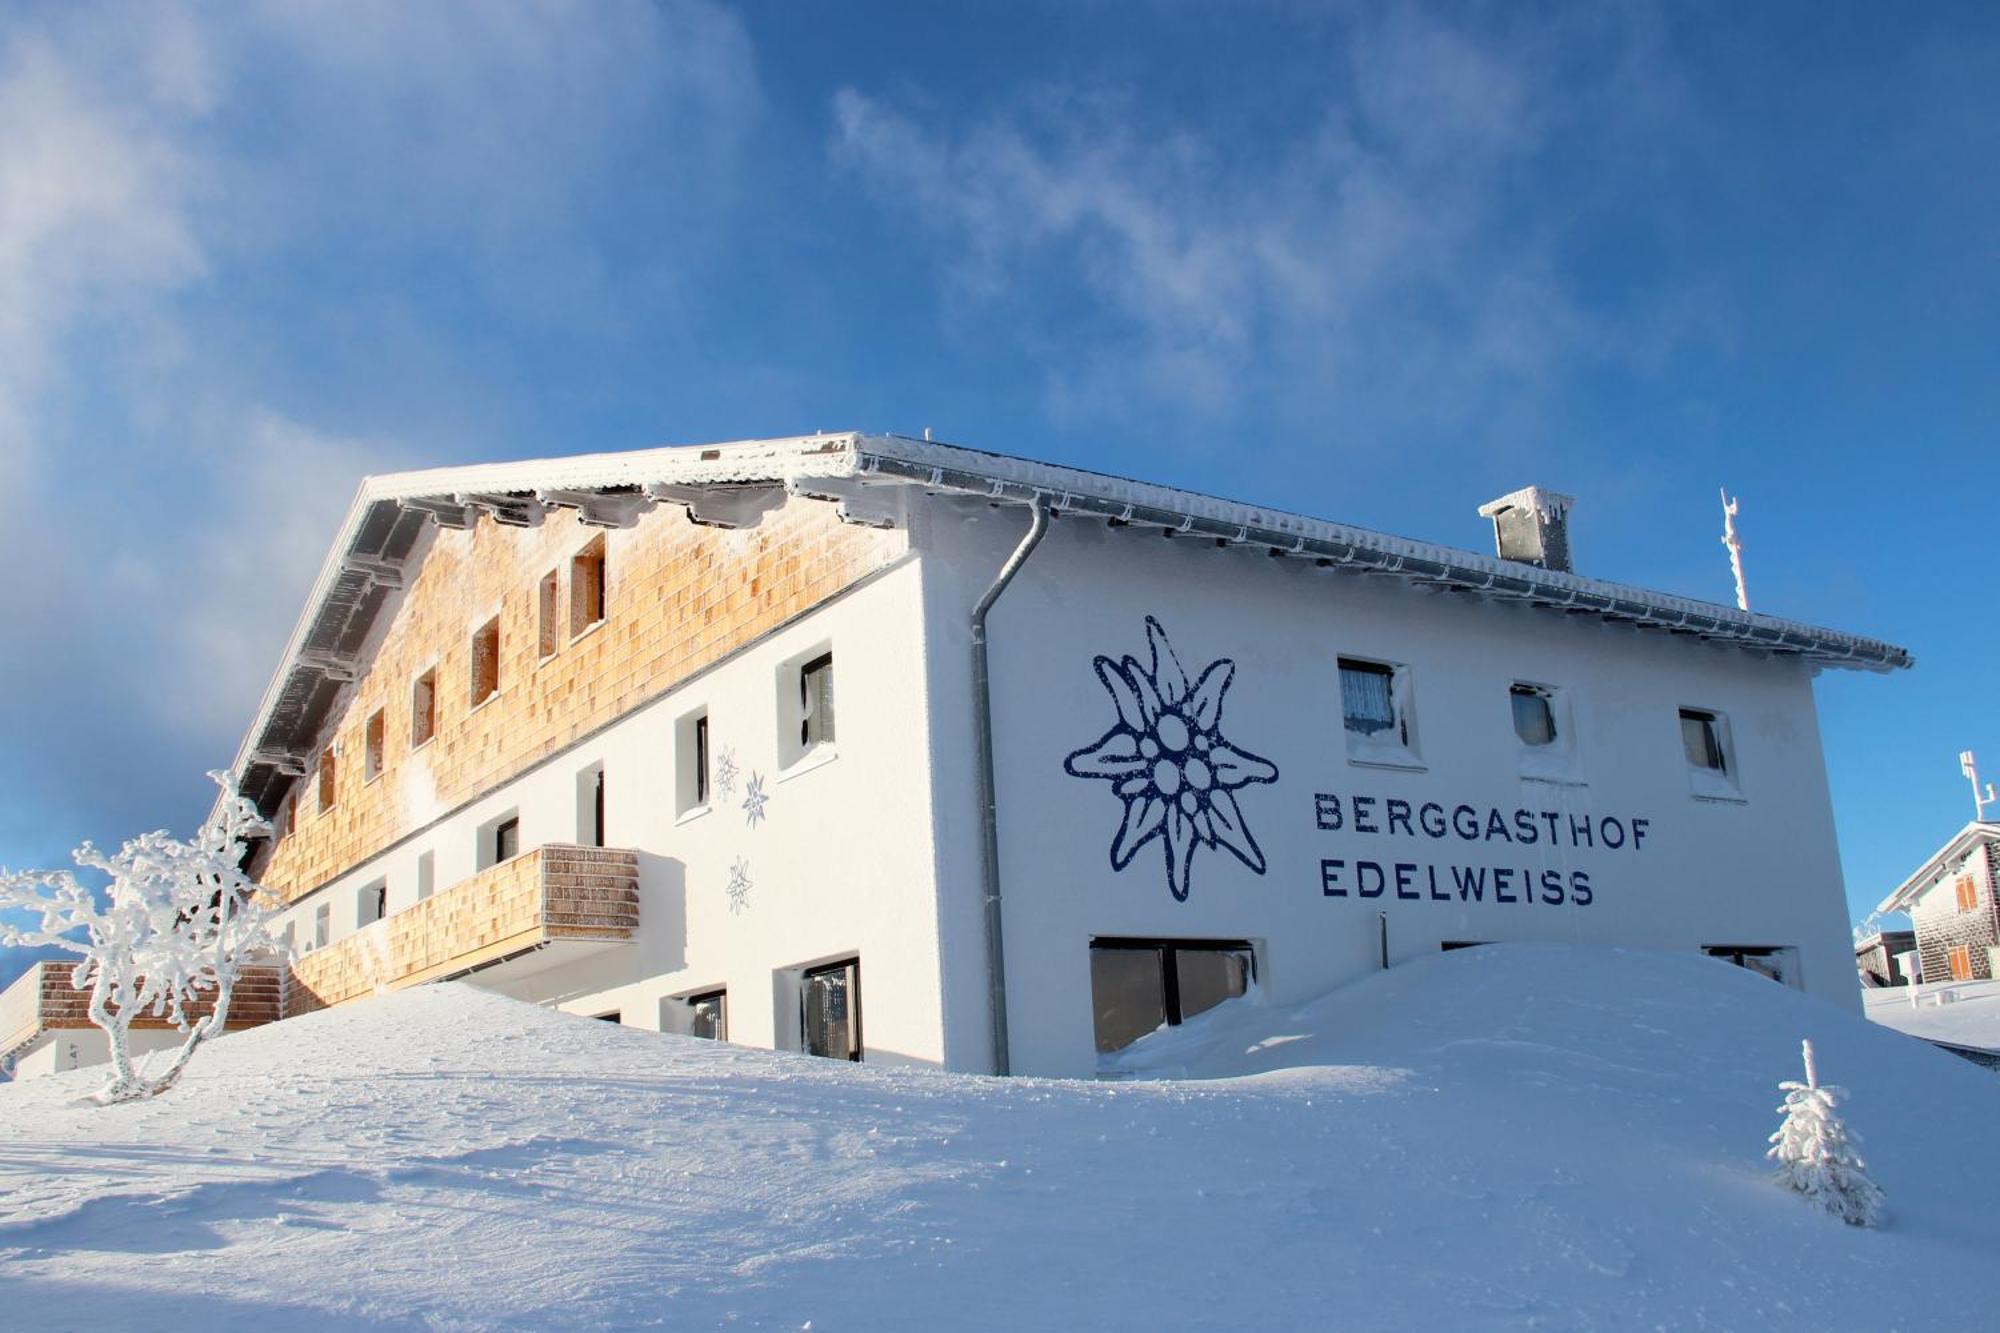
left=3, top=944, right=1993, bottom=1330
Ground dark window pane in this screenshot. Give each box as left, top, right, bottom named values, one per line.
left=689, top=991, right=726, bottom=1041
left=1091, top=946, right=1167, bottom=1053
left=1175, top=947, right=1252, bottom=1022
left=1510, top=686, right=1555, bottom=746
left=1339, top=660, right=1396, bottom=736
left=1681, top=710, right=1724, bottom=771
left=803, top=961, right=859, bottom=1060
left=495, top=817, right=519, bottom=863
left=694, top=715, right=709, bottom=804
left=801, top=653, right=835, bottom=748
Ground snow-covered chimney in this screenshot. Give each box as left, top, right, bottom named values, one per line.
left=1477, top=486, right=1576, bottom=574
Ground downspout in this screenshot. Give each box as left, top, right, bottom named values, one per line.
left=972, top=501, right=1050, bottom=1076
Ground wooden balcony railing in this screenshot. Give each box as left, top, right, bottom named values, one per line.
left=0, top=959, right=285, bottom=1062
left=284, top=844, right=639, bottom=1017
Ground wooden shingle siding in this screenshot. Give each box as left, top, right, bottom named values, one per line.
left=255, top=495, right=903, bottom=904
left=0, top=961, right=286, bottom=1060
left=283, top=844, right=639, bottom=1017
left=1913, top=842, right=2000, bottom=983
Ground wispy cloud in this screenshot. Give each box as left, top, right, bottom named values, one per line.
left=831, top=4, right=1700, bottom=445
left=0, top=1, right=762, bottom=881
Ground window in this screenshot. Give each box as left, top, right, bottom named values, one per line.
left=1680, top=709, right=1727, bottom=773
left=357, top=879, right=387, bottom=927
left=416, top=850, right=435, bottom=901
left=676, top=709, right=711, bottom=814
left=318, top=748, right=337, bottom=813
left=478, top=811, right=521, bottom=870
left=1680, top=708, right=1740, bottom=799
left=279, top=922, right=296, bottom=957
left=411, top=669, right=437, bottom=748
left=1955, top=875, right=1979, bottom=913
left=1510, top=685, right=1556, bottom=747
left=801, top=958, right=861, bottom=1061
left=1338, top=657, right=1416, bottom=764
left=686, top=989, right=727, bottom=1041
left=313, top=903, right=331, bottom=951
left=1339, top=659, right=1397, bottom=737
left=800, top=652, right=835, bottom=750
left=570, top=536, right=606, bottom=638
left=593, top=1011, right=622, bottom=1024
left=1703, top=945, right=1799, bottom=988
left=1090, top=938, right=1254, bottom=1054
left=576, top=762, right=605, bottom=847
left=1949, top=945, right=1974, bottom=982
left=470, top=617, right=501, bottom=707
left=538, top=570, right=560, bottom=659
left=363, top=709, right=386, bottom=783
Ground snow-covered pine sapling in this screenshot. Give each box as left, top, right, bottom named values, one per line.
left=0, top=771, right=277, bottom=1103
left=1767, top=1038, right=1884, bottom=1227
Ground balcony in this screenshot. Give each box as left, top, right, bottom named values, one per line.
left=0, top=959, right=285, bottom=1065
left=285, top=844, right=640, bottom=1017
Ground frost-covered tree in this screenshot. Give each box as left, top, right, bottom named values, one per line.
left=0, top=771, right=276, bottom=1103
left=1767, top=1038, right=1884, bottom=1227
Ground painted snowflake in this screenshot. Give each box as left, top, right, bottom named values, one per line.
left=1063, top=616, right=1279, bottom=902
left=715, top=746, right=740, bottom=801
left=741, top=772, right=768, bottom=828
left=726, top=857, right=752, bottom=914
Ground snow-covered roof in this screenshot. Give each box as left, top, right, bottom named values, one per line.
left=227, top=431, right=1913, bottom=816
left=1874, top=822, right=2000, bottom=916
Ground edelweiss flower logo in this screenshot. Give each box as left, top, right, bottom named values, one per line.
left=1064, top=617, right=1280, bottom=901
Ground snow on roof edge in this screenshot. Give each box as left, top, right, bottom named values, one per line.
left=223, top=429, right=1911, bottom=821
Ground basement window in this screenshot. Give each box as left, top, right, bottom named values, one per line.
left=685, top=989, right=727, bottom=1041
left=363, top=709, right=386, bottom=783
left=1702, top=945, right=1799, bottom=988
left=470, top=617, right=501, bottom=707
left=1090, top=938, right=1254, bottom=1055
left=800, top=957, right=862, bottom=1061
left=570, top=536, right=607, bottom=638
left=318, top=748, right=337, bottom=813
left=411, top=669, right=436, bottom=748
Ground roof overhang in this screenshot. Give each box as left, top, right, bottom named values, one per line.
left=225, top=431, right=1915, bottom=821
left=1875, top=822, right=2000, bottom=916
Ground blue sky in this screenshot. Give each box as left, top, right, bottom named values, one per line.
left=1, top=1, right=1994, bottom=981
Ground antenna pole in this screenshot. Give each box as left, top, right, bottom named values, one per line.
left=1720, top=488, right=1750, bottom=612
left=1962, top=750, right=1998, bottom=822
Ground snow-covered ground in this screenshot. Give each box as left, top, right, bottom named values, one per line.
left=1863, top=977, right=2000, bottom=1053
left=4, top=944, right=1994, bottom=1331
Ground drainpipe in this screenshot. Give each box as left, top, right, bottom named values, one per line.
left=972, top=501, right=1050, bottom=1076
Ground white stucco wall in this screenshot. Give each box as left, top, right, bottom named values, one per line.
left=920, top=502, right=1864, bottom=1078
left=10, top=1025, right=185, bottom=1081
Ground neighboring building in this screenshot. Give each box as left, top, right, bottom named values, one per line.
left=1855, top=929, right=1917, bottom=987
left=0, top=435, right=1912, bottom=1079
left=1874, top=823, right=2000, bottom=983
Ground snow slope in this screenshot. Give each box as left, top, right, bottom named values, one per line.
left=3, top=944, right=1994, bottom=1331
left=1864, top=977, right=2000, bottom=1053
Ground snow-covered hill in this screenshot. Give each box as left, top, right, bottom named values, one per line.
left=3, top=945, right=1993, bottom=1331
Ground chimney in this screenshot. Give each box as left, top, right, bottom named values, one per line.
left=1477, top=486, right=1576, bottom=574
